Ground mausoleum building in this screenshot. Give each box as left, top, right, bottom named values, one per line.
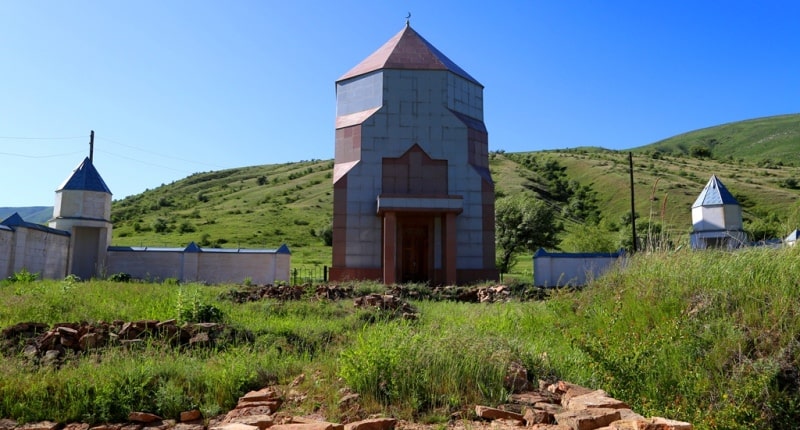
left=330, top=24, right=498, bottom=285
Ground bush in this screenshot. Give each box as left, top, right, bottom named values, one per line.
left=315, top=222, right=333, bottom=246
left=175, top=285, right=225, bottom=323
left=153, top=218, right=169, bottom=233
left=6, top=269, right=38, bottom=283
left=780, top=178, right=799, bottom=189
left=181, top=303, right=224, bottom=323
left=108, top=273, right=132, bottom=283
left=198, top=233, right=211, bottom=247
left=690, top=145, right=712, bottom=158
left=64, top=274, right=82, bottom=283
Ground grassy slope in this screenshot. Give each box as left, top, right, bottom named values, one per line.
left=635, top=113, right=800, bottom=163
left=107, top=114, right=800, bottom=269
left=110, top=160, right=335, bottom=270
left=3, top=247, right=800, bottom=428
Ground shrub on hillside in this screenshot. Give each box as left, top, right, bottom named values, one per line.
left=315, top=222, right=333, bottom=246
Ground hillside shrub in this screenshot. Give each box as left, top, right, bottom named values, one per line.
left=780, top=178, right=799, bottom=189
left=153, top=218, right=169, bottom=233
left=315, top=222, right=333, bottom=246
left=690, top=145, right=712, bottom=158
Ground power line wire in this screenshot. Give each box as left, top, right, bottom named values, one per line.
left=97, top=136, right=225, bottom=169
left=0, top=136, right=85, bottom=140
left=96, top=149, right=196, bottom=174
left=0, top=150, right=85, bottom=159
left=0, top=133, right=227, bottom=171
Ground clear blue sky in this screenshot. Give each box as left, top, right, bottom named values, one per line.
left=2, top=1, right=799, bottom=207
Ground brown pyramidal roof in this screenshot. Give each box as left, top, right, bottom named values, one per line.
left=337, top=24, right=481, bottom=86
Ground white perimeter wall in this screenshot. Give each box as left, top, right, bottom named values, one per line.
left=0, top=228, right=13, bottom=278
left=534, top=252, right=623, bottom=287
left=107, top=250, right=290, bottom=285
left=0, top=227, right=69, bottom=280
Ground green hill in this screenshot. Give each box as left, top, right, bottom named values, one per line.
left=110, top=160, right=335, bottom=269
left=109, top=114, right=800, bottom=269
left=635, top=113, right=800, bottom=164
left=0, top=206, right=53, bottom=224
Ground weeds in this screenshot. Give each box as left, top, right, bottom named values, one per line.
left=3, top=248, right=800, bottom=428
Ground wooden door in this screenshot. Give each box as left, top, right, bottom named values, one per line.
left=400, top=225, right=429, bottom=283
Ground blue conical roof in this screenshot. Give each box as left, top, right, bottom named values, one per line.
left=692, top=175, right=738, bottom=208
left=57, top=157, right=112, bottom=194
left=1, top=212, right=70, bottom=236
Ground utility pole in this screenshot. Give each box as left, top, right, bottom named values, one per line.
left=89, top=130, right=95, bottom=162
left=629, top=152, right=638, bottom=253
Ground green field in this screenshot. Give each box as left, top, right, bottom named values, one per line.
left=3, top=246, right=800, bottom=429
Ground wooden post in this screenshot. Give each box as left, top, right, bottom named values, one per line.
left=89, top=130, right=95, bottom=162
left=629, top=152, right=637, bottom=252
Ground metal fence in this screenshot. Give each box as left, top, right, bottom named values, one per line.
left=291, top=266, right=328, bottom=285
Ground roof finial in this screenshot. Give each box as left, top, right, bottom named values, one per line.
left=405, top=12, right=411, bottom=26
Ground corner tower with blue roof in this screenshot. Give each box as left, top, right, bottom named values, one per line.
left=49, top=157, right=113, bottom=279
left=330, top=23, right=498, bottom=285
left=690, top=175, right=747, bottom=249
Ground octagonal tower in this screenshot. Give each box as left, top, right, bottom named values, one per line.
left=330, top=24, right=498, bottom=285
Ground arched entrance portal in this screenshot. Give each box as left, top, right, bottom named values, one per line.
left=379, top=205, right=460, bottom=286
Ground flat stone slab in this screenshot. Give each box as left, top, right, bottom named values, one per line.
left=343, top=418, right=397, bottom=430
left=554, top=408, right=621, bottom=430
left=210, top=424, right=260, bottom=430
left=565, top=390, right=630, bottom=410
left=475, top=405, right=525, bottom=421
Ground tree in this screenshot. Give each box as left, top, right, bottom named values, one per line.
left=562, top=180, right=601, bottom=224
left=495, top=194, right=562, bottom=274
left=153, top=218, right=169, bottom=233
left=315, top=220, right=333, bottom=246
left=689, top=145, right=712, bottom=159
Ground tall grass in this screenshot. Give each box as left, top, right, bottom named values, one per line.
left=3, top=247, right=800, bottom=428
left=0, top=344, right=293, bottom=423
left=547, top=246, right=800, bottom=429
left=338, top=319, right=510, bottom=419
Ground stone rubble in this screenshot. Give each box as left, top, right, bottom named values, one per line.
left=0, top=320, right=252, bottom=366
left=221, top=284, right=549, bottom=305
left=0, top=374, right=692, bottom=430
left=473, top=379, right=693, bottom=430
left=352, top=294, right=417, bottom=319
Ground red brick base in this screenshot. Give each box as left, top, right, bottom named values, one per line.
left=330, top=267, right=499, bottom=286
left=329, top=267, right=383, bottom=283
left=457, top=269, right=500, bottom=285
